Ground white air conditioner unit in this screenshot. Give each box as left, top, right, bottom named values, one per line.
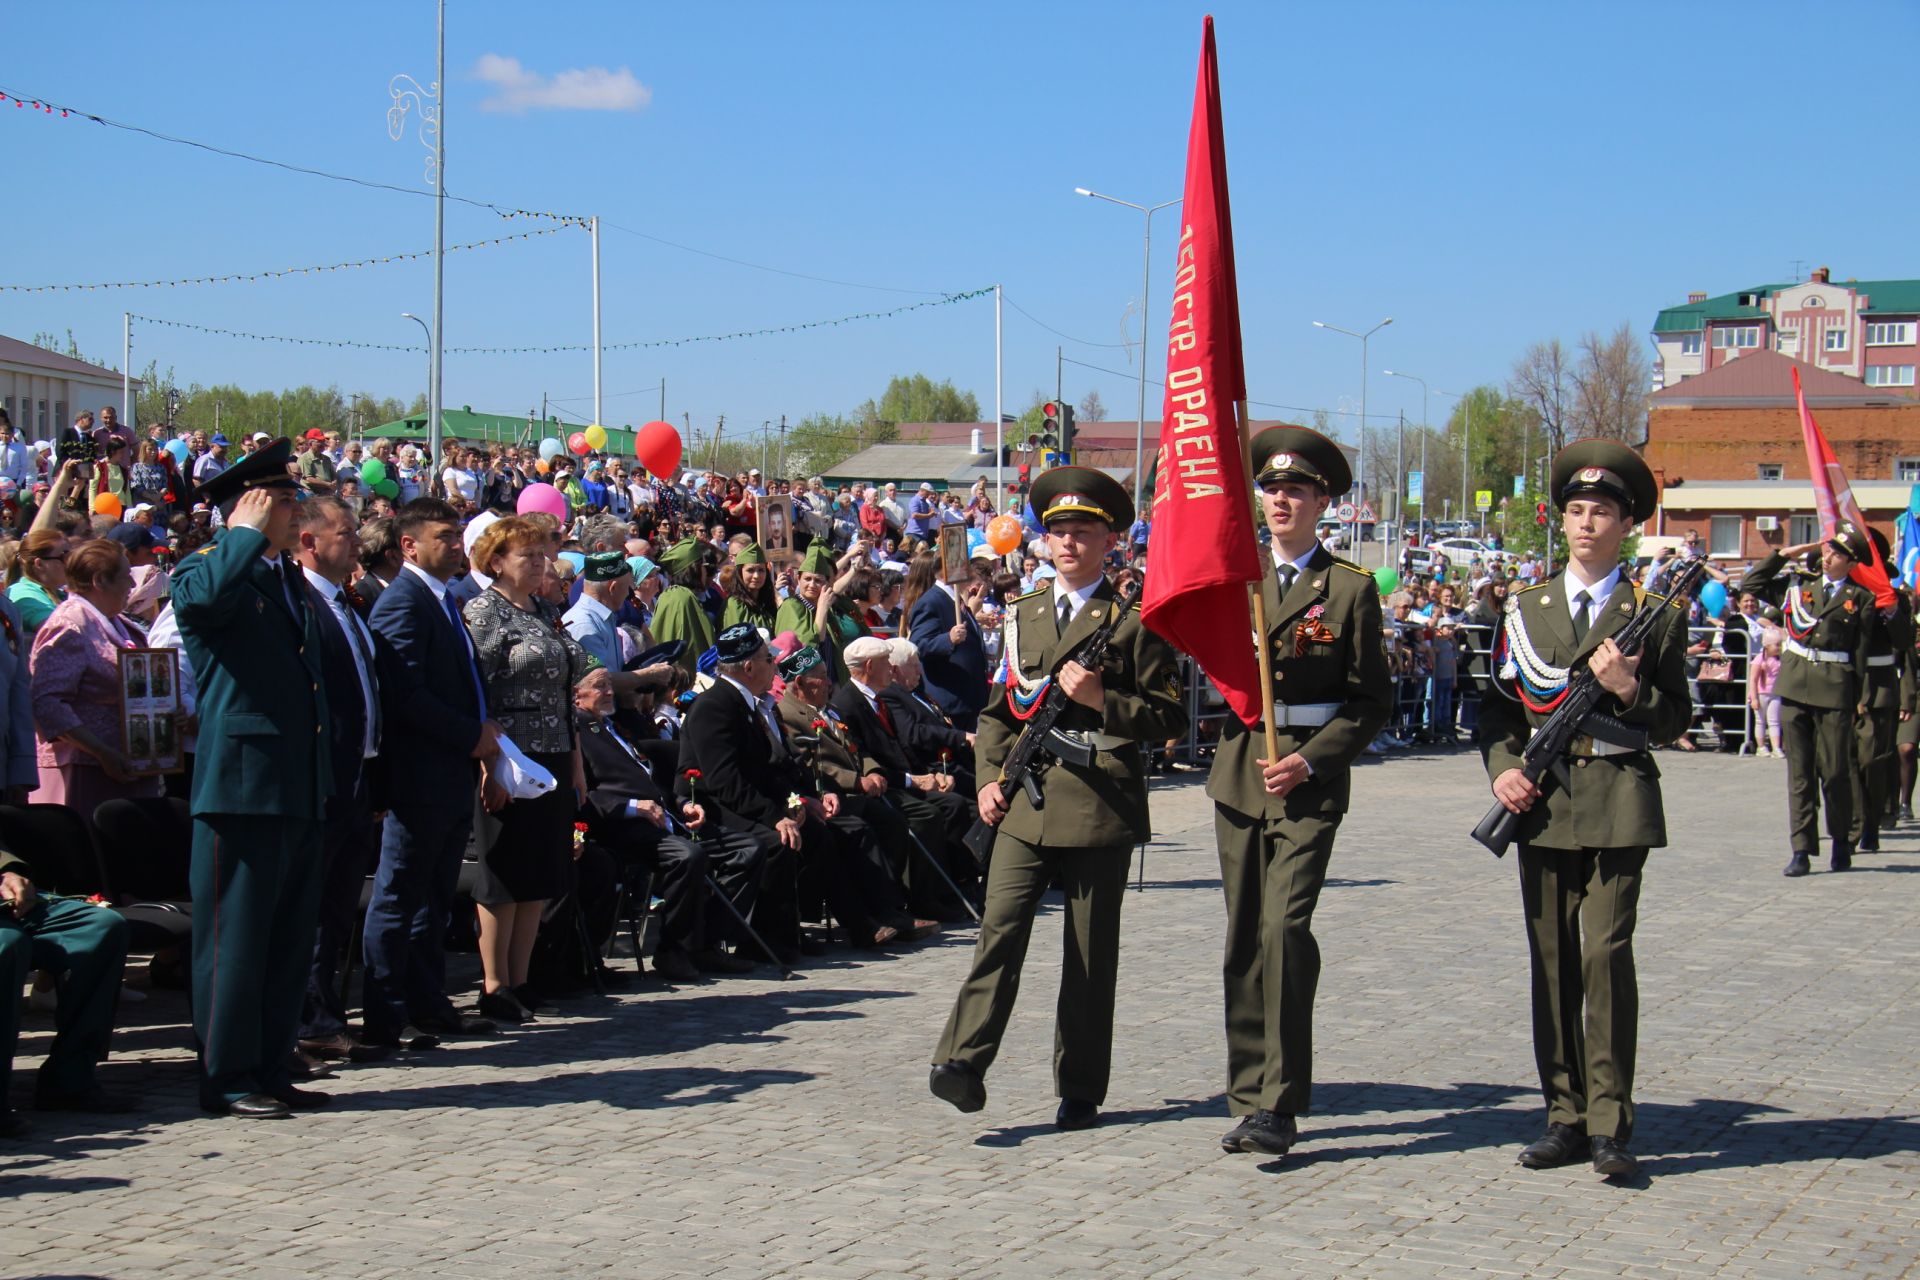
left=1755, top=516, right=1779, bottom=532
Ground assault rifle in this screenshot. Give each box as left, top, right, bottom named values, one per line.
left=963, top=582, right=1140, bottom=864
left=1470, top=559, right=1702, bottom=858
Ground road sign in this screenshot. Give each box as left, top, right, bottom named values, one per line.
left=1336, top=501, right=1356, bottom=522
left=1358, top=503, right=1376, bottom=522
left=1512, top=474, right=1526, bottom=498
left=1475, top=489, right=1493, bottom=512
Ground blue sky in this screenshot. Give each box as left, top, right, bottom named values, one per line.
left=5, top=0, right=1917, bottom=450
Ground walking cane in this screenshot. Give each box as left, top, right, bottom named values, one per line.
left=879, top=795, right=982, bottom=924
left=667, top=813, right=794, bottom=980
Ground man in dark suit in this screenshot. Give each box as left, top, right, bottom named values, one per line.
left=907, top=570, right=988, bottom=731
left=292, top=496, right=390, bottom=1064
left=363, top=498, right=502, bottom=1048
left=878, top=637, right=978, bottom=796
left=171, top=439, right=334, bottom=1118
left=573, top=668, right=758, bottom=980
left=833, top=636, right=977, bottom=913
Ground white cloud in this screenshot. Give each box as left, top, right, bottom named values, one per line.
left=472, top=54, right=651, bottom=113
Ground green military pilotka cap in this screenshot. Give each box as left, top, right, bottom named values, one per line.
left=735, top=541, right=767, bottom=567
left=799, top=542, right=838, bottom=576
left=1248, top=424, right=1353, bottom=496
left=583, top=550, right=631, bottom=582
left=657, top=537, right=707, bottom=573
left=1550, top=439, right=1657, bottom=523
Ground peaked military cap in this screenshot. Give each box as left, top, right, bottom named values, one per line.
left=1249, top=424, right=1352, bottom=497
left=1829, top=519, right=1870, bottom=563
left=1029, top=465, right=1133, bottom=531
left=197, top=436, right=300, bottom=510
left=1551, top=439, right=1656, bottom=523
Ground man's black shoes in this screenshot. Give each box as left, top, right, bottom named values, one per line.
left=1055, top=1098, right=1099, bottom=1130
left=1518, top=1123, right=1590, bottom=1168
left=1225, top=1109, right=1297, bottom=1156
left=415, top=1010, right=497, bottom=1037
left=207, top=1093, right=292, bottom=1119
left=1219, top=1115, right=1255, bottom=1153
left=928, top=1060, right=986, bottom=1114
left=1783, top=852, right=1811, bottom=878
left=272, top=1086, right=333, bottom=1112
left=1590, top=1136, right=1639, bottom=1178
left=1829, top=844, right=1853, bottom=872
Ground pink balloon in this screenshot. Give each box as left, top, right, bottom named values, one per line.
left=634, top=420, right=683, bottom=478
left=516, top=482, right=569, bottom=521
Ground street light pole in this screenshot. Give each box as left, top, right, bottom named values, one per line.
left=1385, top=369, right=1429, bottom=539
left=401, top=313, right=432, bottom=442
left=1076, top=187, right=1182, bottom=514
left=1313, top=317, right=1393, bottom=550
left=1436, top=387, right=1472, bottom=535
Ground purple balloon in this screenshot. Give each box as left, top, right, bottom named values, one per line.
left=516, top=482, right=569, bottom=521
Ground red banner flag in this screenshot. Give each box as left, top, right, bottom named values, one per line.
left=1793, top=364, right=1894, bottom=606
left=1140, top=15, right=1265, bottom=727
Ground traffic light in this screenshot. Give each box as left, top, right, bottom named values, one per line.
left=1017, top=463, right=1032, bottom=495
left=1535, top=501, right=1549, bottom=526
left=1040, top=402, right=1061, bottom=452
left=1058, top=404, right=1076, bottom=461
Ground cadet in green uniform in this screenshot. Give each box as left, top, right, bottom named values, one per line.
left=720, top=542, right=777, bottom=633
left=1481, top=440, right=1691, bottom=1180
left=929, top=467, right=1186, bottom=1131
left=650, top=537, right=717, bottom=676
left=1739, top=524, right=1873, bottom=875
left=1850, top=527, right=1911, bottom=852
left=775, top=543, right=837, bottom=651
left=172, top=438, right=334, bottom=1118
left=1208, top=426, right=1391, bottom=1159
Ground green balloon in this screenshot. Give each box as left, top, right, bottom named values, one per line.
left=359, top=458, right=388, bottom=486
left=1373, top=566, right=1400, bottom=595
left=373, top=479, right=399, bottom=498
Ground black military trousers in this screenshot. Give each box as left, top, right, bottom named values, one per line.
left=1780, top=698, right=1854, bottom=855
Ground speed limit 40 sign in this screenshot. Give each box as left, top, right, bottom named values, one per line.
left=1336, top=501, right=1357, bottom=522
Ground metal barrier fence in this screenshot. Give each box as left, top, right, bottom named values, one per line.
left=1160, top=618, right=1759, bottom=763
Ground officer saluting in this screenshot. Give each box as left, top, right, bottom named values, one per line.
left=1850, top=527, right=1911, bottom=854
left=1480, top=441, right=1691, bottom=1180
left=1739, top=522, right=1874, bottom=875
left=1208, top=426, right=1391, bottom=1159
left=171, top=438, right=333, bottom=1118
left=929, top=466, right=1186, bottom=1131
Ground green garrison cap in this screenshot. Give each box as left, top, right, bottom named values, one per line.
left=657, top=537, right=707, bottom=573
left=800, top=542, right=838, bottom=576
left=734, top=541, right=767, bottom=567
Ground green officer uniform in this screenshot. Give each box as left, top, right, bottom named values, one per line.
left=650, top=537, right=717, bottom=677
left=1208, top=427, right=1391, bottom=1154
left=932, top=468, right=1186, bottom=1120
left=721, top=542, right=777, bottom=633
left=171, top=439, right=333, bottom=1112
left=1850, top=529, right=1910, bottom=850
left=775, top=543, right=838, bottom=653
left=1739, top=523, right=1873, bottom=872
left=1480, top=441, right=1691, bottom=1170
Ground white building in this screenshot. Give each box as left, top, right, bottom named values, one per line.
left=0, top=333, right=142, bottom=440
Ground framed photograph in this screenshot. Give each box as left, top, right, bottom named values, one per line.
left=937, top=523, right=970, bottom=585
left=119, top=648, right=183, bottom=776
left=756, top=494, right=796, bottom=563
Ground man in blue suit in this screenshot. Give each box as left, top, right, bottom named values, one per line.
left=907, top=572, right=988, bottom=732
left=364, top=497, right=501, bottom=1049
left=172, top=439, right=333, bottom=1118
left=292, top=496, right=390, bottom=1064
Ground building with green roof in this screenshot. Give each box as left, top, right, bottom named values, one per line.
left=370, top=406, right=639, bottom=455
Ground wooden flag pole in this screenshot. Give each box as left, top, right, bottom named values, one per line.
left=1239, top=398, right=1281, bottom=763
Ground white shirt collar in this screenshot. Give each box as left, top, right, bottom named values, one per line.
left=300, top=565, right=345, bottom=601
left=851, top=678, right=880, bottom=706
left=1269, top=543, right=1318, bottom=576
left=1050, top=577, right=1102, bottom=619
left=1562, top=563, right=1622, bottom=615
left=402, top=559, right=450, bottom=601
left=719, top=673, right=758, bottom=707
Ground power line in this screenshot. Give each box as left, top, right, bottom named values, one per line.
left=1000, top=294, right=1133, bottom=349
left=601, top=221, right=945, bottom=297
left=1058, top=355, right=1409, bottom=425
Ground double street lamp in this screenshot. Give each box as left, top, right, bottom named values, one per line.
left=1313, top=317, right=1392, bottom=547
left=1075, top=187, right=1181, bottom=514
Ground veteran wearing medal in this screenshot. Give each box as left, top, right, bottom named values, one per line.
left=171, top=438, right=334, bottom=1118
left=1208, top=427, right=1391, bottom=1159
left=1481, top=441, right=1691, bottom=1180
left=929, top=467, right=1186, bottom=1131
left=1738, top=522, right=1874, bottom=875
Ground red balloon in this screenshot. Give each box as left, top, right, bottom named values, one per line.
left=567, top=432, right=591, bottom=456
left=634, top=420, right=683, bottom=479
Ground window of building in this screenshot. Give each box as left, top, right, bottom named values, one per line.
left=37, top=400, right=48, bottom=434
left=1865, top=365, right=1918, bottom=387
left=1709, top=514, right=1742, bottom=556
left=1865, top=321, right=1915, bottom=346
left=1897, top=457, right=1920, bottom=483
left=54, top=401, right=66, bottom=433
left=1789, top=514, right=1819, bottom=545
left=1679, top=333, right=1702, bottom=356
left=1712, top=326, right=1760, bottom=349
left=1824, top=326, right=1849, bottom=351
left=1757, top=463, right=1784, bottom=480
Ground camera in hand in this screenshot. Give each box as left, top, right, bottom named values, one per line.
left=55, top=431, right=99, bottom=468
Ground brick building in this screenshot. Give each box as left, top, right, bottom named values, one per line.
left=1641, top=350, right=1920, bottom=560
left=1651, top=267, right=1920, bottom=392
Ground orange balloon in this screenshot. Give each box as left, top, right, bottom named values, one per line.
left=92, top=492, right=123, bottom=518
left=985, top=513, right=1022, bottom=555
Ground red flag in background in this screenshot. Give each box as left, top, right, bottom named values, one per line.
left=1794, top=364, right=1894, bottom=606
left=1140, top=15, right=1265, bottom=727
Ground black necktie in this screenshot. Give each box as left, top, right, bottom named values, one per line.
left=1277, top=564, right=1299, bottom=596
left=336, top=588, right=383, bottom=749
left=1057, top=595, right=1073, bottom=636
left=1572, top=589, right=1591, bottom=643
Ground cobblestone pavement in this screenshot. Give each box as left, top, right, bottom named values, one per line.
left=7, top=750, right=1918, bottom=1279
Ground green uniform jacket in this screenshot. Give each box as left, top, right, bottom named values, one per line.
left=1862, top=591, right=1915, bottom=712
left=1739, top=552, right=1872, bottom=709
left=775, top=594, right=821, bottom=650
left=170, top=526, right=332, bottom=821
left=650, top=585, right=715, bottom=676
left=776, top=687, right=881, bottom=795
left=722, top=593, right=776, bottom=634
left=976, top=579, right=1186, bottom=848
left=1478, top=574, right=1691, bottom=851
left=1206, top=548, right=1392, bottom=818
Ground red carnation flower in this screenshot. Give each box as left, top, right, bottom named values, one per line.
left=683, top=768, right=703, bottom=780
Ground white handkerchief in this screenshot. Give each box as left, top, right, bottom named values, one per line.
left=494, top=731, right=556, bottom=800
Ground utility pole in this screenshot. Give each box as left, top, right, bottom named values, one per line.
left=659, top=378, right=666, bottom=424
left=590, top=214, right=603, bottom=430
left=760, top=422, right=769, bottom=478
left=777, top=415, right=787, bottom=477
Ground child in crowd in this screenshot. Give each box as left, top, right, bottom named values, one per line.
left=1747, top=631, right=1784, bottom=759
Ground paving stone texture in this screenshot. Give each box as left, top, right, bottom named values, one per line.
left=6, top=749, right=1918, bottom=1278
